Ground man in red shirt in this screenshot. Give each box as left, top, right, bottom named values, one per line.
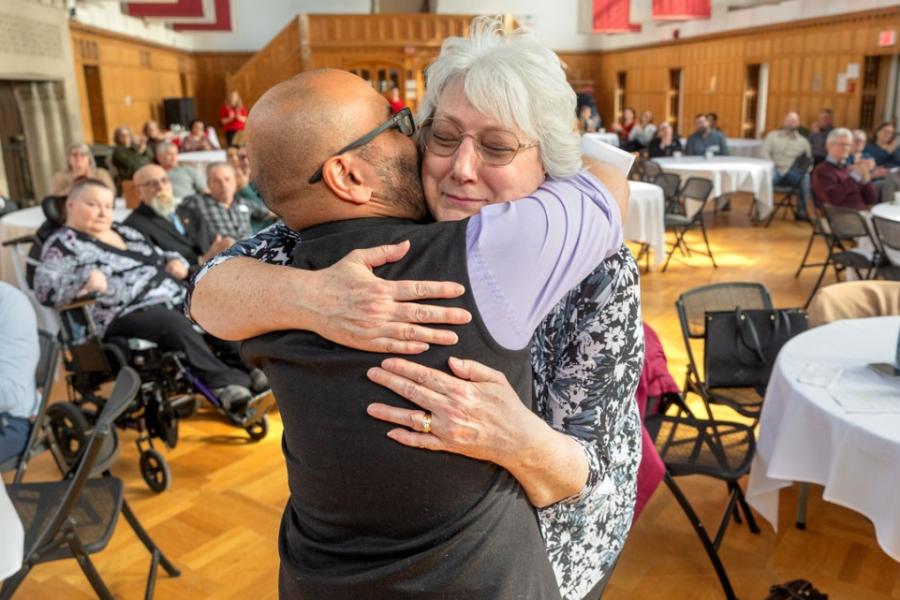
left=811, top=127, right=878, bottom=211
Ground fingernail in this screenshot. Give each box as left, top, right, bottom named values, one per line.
left=449, top=357, right=461, bottom=367
left=367, top=367, right=379, bottom=379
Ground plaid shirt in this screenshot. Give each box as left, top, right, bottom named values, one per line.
left=182, top=193, right=269, bottom=241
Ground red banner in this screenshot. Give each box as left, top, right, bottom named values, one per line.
left=652, top=0, right=711, bottom=21
left=593, top=0, right=641, bottom=33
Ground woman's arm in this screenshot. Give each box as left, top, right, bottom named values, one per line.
left=33, top=232, right=94, bottom=307
left=366, top=357, right=589, bottom=507
left=189, top=223, right=473, bottom=350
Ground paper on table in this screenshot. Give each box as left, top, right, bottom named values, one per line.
left=580, top=134, right=636, bottom=176
left=829, top=366, right=900, bottom=413
left=797, top=364, right=841, bottom=387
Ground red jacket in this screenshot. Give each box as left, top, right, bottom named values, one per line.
left=811, top=159, right=878, bottom=211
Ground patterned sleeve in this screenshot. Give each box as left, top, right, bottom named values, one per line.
left=532, top=245, right=644, bottom=507
left=184, top=220, right=301, bottom=319
left=33, top=229, right=93, bottom=307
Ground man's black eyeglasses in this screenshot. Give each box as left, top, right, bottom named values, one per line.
left=308, top=107, right=416, bottom=184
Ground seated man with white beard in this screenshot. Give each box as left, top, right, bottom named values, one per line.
left=124, top=164, right=234, bottom=275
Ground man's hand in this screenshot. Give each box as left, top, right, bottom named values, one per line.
left=77, top=269, right=107, bottom=297
left=850, top=160, right=873, bottom=182
left=165, top=259, right=188, bottom=280
left=306, top=241, right=473, bottom=354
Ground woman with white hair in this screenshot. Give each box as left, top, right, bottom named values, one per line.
left=189, top=18, right=641, bottom=600
left=49, top=142, right=114, bottom=196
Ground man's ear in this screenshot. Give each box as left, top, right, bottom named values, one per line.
left=321, top=154, right=375, bottom=206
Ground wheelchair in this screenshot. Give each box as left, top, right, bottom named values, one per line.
left=2, top=198, right=275, bottom=493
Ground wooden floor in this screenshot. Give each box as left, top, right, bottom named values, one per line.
left=7, top=195, right=900, bottom=599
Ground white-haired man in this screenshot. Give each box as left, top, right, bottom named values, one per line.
left=811, top=128, right=878, bottom=211
left=763, top=111, right=813, bottom=221
left=155, top=141, right=208, bottom=199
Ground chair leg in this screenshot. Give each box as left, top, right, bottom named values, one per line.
left=122, top=499, right=181, bottom=577
left=68, top=534, right=115, bottom=600
left=662, top=228, right=686, bottom=272
left=795, top=230, right=817, bottom=277
left=664, top=474, right=738, bottom=600
left=699, top=220, right=717, bottom=268
left=733, top=483, right=761, bottom=534
left=796, top=482, right=810, bottom=530
left=804, top=250, right=833, bottom=309
left=0, top=564, right=32, bottom=600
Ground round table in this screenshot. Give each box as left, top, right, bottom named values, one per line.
left=625, top=181, right=665, bottom=269
left=726, top=138, right=764, bottom=159
left=0, top=481, right=23, bottom=580
left=746, top=316, right=900, bottom=561
left=653, top=156, right=775, bottom=220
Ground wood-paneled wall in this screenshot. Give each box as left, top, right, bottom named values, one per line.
left=578, top=7, right=900, bottom=138
left=225, top=14, right=501, bottom=112
left=70, top=22, right=249, bottom=144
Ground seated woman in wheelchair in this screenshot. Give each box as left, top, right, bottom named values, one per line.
left=33, top=178, right=262, bottom=410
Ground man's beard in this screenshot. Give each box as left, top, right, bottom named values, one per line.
left=371, top=152, right=427, bottom=221
left=151, top=192, right=178, bottom=218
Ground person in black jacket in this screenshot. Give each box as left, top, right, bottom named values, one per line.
left=124, top=164, right=233, bottom=274
left=648, top=121, right=683, bottom=158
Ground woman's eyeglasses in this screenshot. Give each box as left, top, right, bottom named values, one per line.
left=423, top=118, right=538, bottom=166
left=308, top=107, right=416, bottom=184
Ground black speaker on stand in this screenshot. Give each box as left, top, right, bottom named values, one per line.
left=162, top=97, right=196, bottom=129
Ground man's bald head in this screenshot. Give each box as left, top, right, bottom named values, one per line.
left=248, top=69, right=393, bottom=209
left=783, top=111, right=800, bottom=130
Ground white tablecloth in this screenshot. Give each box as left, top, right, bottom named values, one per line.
left=726, top=138, right=763, bottom=159
left=746, top=316, right=900, bottom=561
left=0, top=481, right=23, bottom=580
left=625, top=181, right=665, bottom=268
left=653, top=156, right=775, bottom=220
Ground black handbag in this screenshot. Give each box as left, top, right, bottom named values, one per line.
left=704, top=307, right=808, bottom=388
left=765, top=579, right=828, bottom=600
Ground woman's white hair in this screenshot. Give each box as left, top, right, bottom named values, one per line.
left=417, top=16, right=581, bottom=178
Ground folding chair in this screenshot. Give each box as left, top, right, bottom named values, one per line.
left=766, top=154, right=812, bottom=226
left=662, top=177, right=716, bottom=272
left=872, top=216, right=900, bottom=281
left=0, top=330, right=59, bottom=483
left=676, top=282, right=773, bottom=421
left=803, top=204, right=882, bottom=308
left=794, top=189, right=831, bottom=278
left=1, top=368, right=180, bottom=600
left=645, top=411, right=757, bottom=600
left=642, top=159, right=662, bottom=183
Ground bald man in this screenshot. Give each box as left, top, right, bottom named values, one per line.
left=227, top=69, right=624, bottom=598
left=763, top=111, right=813, bottom=220
left=124, top=164, right=232, bottom=272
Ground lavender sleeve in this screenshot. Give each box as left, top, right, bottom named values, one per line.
left=465, top=170, right=623, bottom=350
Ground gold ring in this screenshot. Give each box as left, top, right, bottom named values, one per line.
left=421, top=413, right=432, bottom=434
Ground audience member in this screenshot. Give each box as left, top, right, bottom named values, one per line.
left=625, top=111, right=656, bottom=151
left=387, top=86, right=405, bottom=114
left=849, top=129, right=870, bottom=165
left=219, top=90, right=248, bottom=147
left=125, top=164, right=232, bottom=271
left=685, top=113, right=729, bottom=156
left=0, top=282, right=40, bottom=464
left=864, top=121, right=900, bottom=179
left=648, top=122, right=683, bottom=158
left=612, top=107, right=637, bottom=145
left=142, top=120, right=170, bottom=158
left=811, top=128, right=878, bottom=211
left=807, top=281, right=900, bottom=327
left=707, top=112, right=719, bottom=131
left=111, top=125, right=153, bottom=181
left=155, top=141, right=207, bottom=198
left=182, top=162, right=270, bottom=240
left=762, top=111, right=812, bottom=221
left=181, top=119, right=215, bottom=153
left=49, top=142, right=114, bottom=195
left=33, top=179, right=257, bottom=407
left=226, top=145, right=274, bottom=233
left=807, top=108, right=834, bottom=165
left=578, top=105, right=599, bottom=133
